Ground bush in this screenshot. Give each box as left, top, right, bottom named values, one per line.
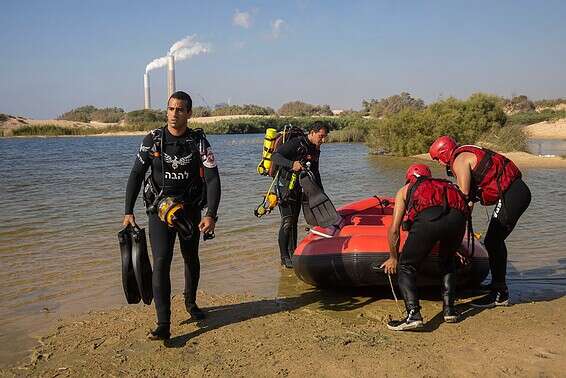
left=0, top=113, right=8, bottom=122
left=90, top=107, right=125, bottom=123
left=534, top=98, right=566, bottom=108
left=211, top=104, right=275, bottom=116
left=477, top=125, right=528, bottom=152
left=506, top=109, right=566, bottom=126
left=367, top=93, right=509, bottom=156
left=277, top=101, right=334, bottom=116
left=58, top=105, right=96, bottom=122
left=12, top=125, right=93, bottom=136
left=199, top=116, right=348, bottom=135
left=362, top=92, right=425, bottom=118
left=337, top=109, right=364, bottom=117
left=58, top=105, right=125, bottom=123
left=192, top=106, right=211, bottom=118
left=503, top=95, right=535, bottom=114
left=125, top=109, right=166, bottom=125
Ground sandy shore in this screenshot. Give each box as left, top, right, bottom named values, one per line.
left=2, top=291, right=564, bottom=377
left=523, top=118, right=566, bottom=139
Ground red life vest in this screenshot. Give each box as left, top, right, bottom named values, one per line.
left=449, top=145, right=521, bottom=206
left=405, top=177, right=469, bottom=223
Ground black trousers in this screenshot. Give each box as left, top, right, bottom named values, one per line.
left=277, top=191, right=302, bottom=260
left=398, top=207, right=467, bottom=311
left=483, top=178, right=531, bottom=291
left=148, top=208, right=201, bottom=325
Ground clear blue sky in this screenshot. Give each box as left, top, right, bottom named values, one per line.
left=1, top=0, right=565, bottom=118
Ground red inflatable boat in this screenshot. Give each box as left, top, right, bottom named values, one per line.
left=293, top=196, right=489, bottom=288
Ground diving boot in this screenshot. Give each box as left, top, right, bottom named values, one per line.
left=441, top=273, right=459, bottom=323
left=443, top=305, right=459, bottom=323
left=470, top=290, right=509, bottom=308
left=387, top=308, right=424, bottom=331
left=147, top=324, right=171, bottom=341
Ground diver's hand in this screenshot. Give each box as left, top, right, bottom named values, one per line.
left=123, top=214, right=137, bottom=227
left=291, top=161, right=304, bottom=172
left=380, top=257, right=398, bottom=275
left=199, top=216, right=216, bottom=234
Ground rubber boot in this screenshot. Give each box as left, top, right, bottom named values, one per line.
left=388, top=264, right=424, bottom=331
left=442, top=273, right=459, bottom=323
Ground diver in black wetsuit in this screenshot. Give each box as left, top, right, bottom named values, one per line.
left=123, top=91, right=221, bottom=340
left=271, top=122, right=329, bottom=268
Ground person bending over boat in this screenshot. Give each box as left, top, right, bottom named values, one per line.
left=123, top=91, right=221, bottom=340
left=271, top=122, right=329, bottom=268
left=429, top=136, right=531, bottom=308
left=381, top=164, right=470, bottom=331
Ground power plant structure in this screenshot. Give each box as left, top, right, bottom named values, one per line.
left=167, top=55, right=176, bottom=98
left=144, top=73, right=151, bottom=109
left=143, top=55, right=176, bottom=110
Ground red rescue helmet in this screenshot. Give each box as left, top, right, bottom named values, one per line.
left=405, top=164, right=431, bottom=183
left=429, top=136, right=458, bottom=164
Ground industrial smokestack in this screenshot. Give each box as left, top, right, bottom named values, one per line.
left=167, top=55, right=176, bottom=98
left=144, top=73, right=151, bottom=109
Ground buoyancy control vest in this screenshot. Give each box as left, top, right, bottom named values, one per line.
left=143, top=127, right=207, bottom=212
left=449, top=145, right=521, bottom=206
left=405, top=177, right=469, bottom=224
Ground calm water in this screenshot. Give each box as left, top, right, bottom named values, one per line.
left=528, top=138, right=566, bottom=156
left=1, top=135, right=565, bottom=365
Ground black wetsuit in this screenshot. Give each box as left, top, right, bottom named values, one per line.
left=271, top=136, right=322, bottom=261
left=398, top=207, right=467, bottom=312
left=125, top=127, right=221, bottom=326
left=483, top=178, right=531, bottom=291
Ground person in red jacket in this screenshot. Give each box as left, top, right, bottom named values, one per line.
left=381, top=164, right=469, bottom=331
left=429, top=136, right=531, bottom=308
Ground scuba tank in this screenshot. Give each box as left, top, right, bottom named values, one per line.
left=254, top=124, right=304, bottom=218
left=257, top=128, right=278, bottom=175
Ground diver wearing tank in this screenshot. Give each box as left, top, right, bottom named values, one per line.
left=271, top=122, right=328, bottom=268
left=123, top=91, right=221, bottom=341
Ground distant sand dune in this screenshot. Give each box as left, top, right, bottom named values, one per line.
left=523, top=118, right=566, bottom=139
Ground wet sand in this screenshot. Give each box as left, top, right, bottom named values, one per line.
left=2, top=291, right=564, bottom=377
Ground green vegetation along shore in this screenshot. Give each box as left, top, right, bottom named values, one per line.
left=2, top=94, right=566, bottom=157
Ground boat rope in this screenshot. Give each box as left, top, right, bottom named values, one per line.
left=308, top=228, right=333, bottom=238
left=387, top=274, right=404, bottom=317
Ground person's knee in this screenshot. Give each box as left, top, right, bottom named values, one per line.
left=483, top=232, right=504, bottom=253
left=153, top=255, right=172, bottom=271
left=398, top=263, right=417, bottom=277
left=281, top=216, right=296, bottom=233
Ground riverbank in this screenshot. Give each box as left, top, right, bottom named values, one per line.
left=2, top=291, right=564, bottom=377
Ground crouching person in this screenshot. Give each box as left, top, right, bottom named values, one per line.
left=381, top=164, right=469, bottom=331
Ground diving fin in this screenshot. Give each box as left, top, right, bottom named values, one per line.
left=118, top=226, right=141, bottom=304
left=299, top=171, right=340, bottom=227
left=131, top=226, right=153, bottom=305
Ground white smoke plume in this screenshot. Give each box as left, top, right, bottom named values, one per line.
left=145, top=35, right=211, bottom=73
